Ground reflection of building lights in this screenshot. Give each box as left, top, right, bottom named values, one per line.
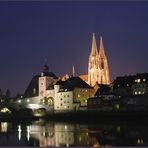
left=18, top=125, right=21, bottom=141
left=79, top=136, right=81, bottom=142
left=43, top=131, right=45, bottom=137
left=27, top=126, right=30, bottom=141
left=137, top=138, right=144, bottom=145
left=116, top=126, right=121, bottom=132
left=66, top=143, right=69, bottom=147
left=65, top=125, right=67, bottom=130
left=1, top=122, right=8, bottom=132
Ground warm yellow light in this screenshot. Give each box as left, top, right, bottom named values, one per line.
left=1, top=122, right=8, bottom=132
left=18, top=100, right=21, bottom=103
left=137, top=79, right=141, bottom=83
left=143, top=79, right=146, bottom=82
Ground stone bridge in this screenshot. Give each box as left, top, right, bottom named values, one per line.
left=0, top=101, right=53, bottom=117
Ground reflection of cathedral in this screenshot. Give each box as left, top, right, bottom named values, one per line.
left=88, top=33, right=110, bottom=86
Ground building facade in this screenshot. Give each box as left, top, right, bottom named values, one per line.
left=54, top=77, right=95, bottom=111
left=88, top=33, right=110, bottom=87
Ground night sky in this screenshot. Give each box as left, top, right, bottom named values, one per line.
left=0, top=1, right=148, bottom=96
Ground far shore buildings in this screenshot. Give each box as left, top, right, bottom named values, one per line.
left=11, top=33, right=148, bottom=113
left=23, top=65, right=94, bottom=112
left=19, top=33, right=110, bottom=112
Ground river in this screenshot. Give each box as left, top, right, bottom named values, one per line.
left=0, top=119, right=147, bottom=147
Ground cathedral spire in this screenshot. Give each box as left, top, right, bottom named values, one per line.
left=88, top=34, right=110, bottom=86
left=72, top=64, right=75, bottom=77
left=99, top=36, right=105, bottom=57
left=91, top=32, right=98, bottom=56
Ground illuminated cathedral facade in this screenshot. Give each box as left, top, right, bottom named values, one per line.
left=88, top=33, right=110, bottom=87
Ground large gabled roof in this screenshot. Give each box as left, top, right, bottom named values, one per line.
left=24, top=65, right=58, bottom=97
left=59, top=77, right=92, bottom=91
left=24, top=75, right=39, bottom=98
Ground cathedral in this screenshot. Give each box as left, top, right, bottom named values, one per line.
left=87, top=33, right=110, bottom=87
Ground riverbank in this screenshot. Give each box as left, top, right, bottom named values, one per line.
left=1, top=110, right=148, bottom=123
left=45, top=110, right=148, bottom=122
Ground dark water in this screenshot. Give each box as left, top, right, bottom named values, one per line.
left=0, top=119, right=147, bottom=147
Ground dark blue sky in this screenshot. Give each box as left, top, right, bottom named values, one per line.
left=0, top=1, right=148, bottom=96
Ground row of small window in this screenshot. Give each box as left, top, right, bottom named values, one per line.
left=134, top=91, right=145, bottom=95
left=134, top=84, right=146, bottom=89
left=117, top=84, right=129, bottom=87
left=57, top=105, right=70, bottom=108
left=60, top=94, right=70, bottom=98
left=79, top=89, right=92, bottom=92
left=89, top=101, right=101, bottom=105
left=60, top=99, right=70, bottom=103
left=135, top=79, right=146, bottom=83
left=78, top=94, right=92, bottom=98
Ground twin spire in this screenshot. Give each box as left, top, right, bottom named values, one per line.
left=91, top=32, right=105, bottom=57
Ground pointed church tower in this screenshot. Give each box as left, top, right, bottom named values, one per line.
left=98, top=36, right=110, bottom=84
left=72, top=64, right=75, bottom=77
left=88, top=33, right=110, bottom=86
left=88, top=33, right=99, bottom=86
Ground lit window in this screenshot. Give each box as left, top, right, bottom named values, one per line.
left=139, top=91, right=141, bottom=94
left=85, top=90, right=87, bottom=92
left=117, top=84, right=120, bottom=87
left=142, top=92, right=145, bottom=94
left=64, top=106, right=67, bottom=109
left=137, top=79, right=141, bottom=83
left=115, top=104, right=120, bottom=110
left=135, top=80, right=137, bottom=82
left=18, top=100, right=21, bottom=103
left=78, top=94, right=80, bottom=98
left=127, top=84, right=129, bottom=87
left=42, top=99, right=45, bottom=104
left=27, top=99, right=30, bottom=102
left=135, top=91, right=137, bottom=95
left=143, top=79, right=146, bottom=82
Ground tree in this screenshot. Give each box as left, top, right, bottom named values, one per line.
left=0, top=89, right=3, bottom=102
left=5, top=89, right=11, bottom=100
left=0, top=89, right=2, bottom=98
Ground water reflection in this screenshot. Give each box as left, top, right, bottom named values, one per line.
left=0, top=119, right=147, bottom=146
